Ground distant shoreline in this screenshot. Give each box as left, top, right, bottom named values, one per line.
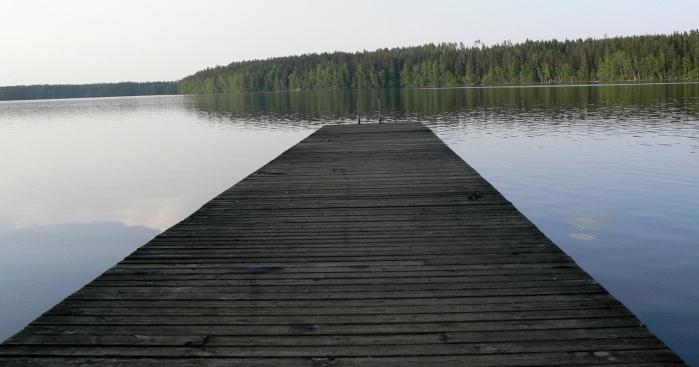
left=1, top=81, right=699, bottom=103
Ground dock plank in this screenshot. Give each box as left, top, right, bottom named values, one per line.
left=0, top=122, right=686, bottom=366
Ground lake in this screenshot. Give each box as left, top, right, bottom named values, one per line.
left=1, top=84, right=698, bottom=364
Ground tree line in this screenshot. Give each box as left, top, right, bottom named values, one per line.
left=178, top=31, right=699, bottom=93
left=0, top=82, right=178, bottom=101
left=2, top=31, right=698, bottom=101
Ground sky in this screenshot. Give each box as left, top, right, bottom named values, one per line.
left=0, top=0, right=697, bottom=86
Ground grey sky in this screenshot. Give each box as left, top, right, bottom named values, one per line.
left=1, top=0, right=697, bottom=86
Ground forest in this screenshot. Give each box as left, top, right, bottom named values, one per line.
left=178, top=31, right=699, bottom=93
left=0, top=82, right=178, bottom=101
left=2, top=31, right=698, bottom=101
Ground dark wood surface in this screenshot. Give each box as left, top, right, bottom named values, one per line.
left=0, top=122, right=686, bottom=366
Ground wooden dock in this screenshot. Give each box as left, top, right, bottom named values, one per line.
left=0, top=122, right=686, bottom=366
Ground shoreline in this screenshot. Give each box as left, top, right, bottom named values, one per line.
left=1, top=81, right=699, bottom=103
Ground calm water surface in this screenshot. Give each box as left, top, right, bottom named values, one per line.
left=1, top=84, right=698, bottom=364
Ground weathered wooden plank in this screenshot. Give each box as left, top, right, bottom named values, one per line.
left=14, top=317, right=647, bottom=336
left=108, top=262, right=580, bottom=271
left=89, top=273, right=588, bottom=286
left=46, top=300, right=622, bottom=317
left=0, top=338, right=671, bottom=357
left=34, top=308, right=633, bottom=326
left=55, top=293, right=617, bottom=309
left=0, top=122, right=685, bottom=366
left=2, top=327, right=653, bottom=347
left=0, top=356, right=683, bottom=367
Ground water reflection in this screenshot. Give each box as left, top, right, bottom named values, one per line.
left=189, top=83, right=699, bottom=123
left=569, top=216, right=612, bottom=241
left=0, top=85, right=698, bottom=363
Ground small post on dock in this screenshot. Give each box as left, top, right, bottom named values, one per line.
left=357, top=98, right=361, bottom=124
left=378, top=98, right=382, bottom=123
